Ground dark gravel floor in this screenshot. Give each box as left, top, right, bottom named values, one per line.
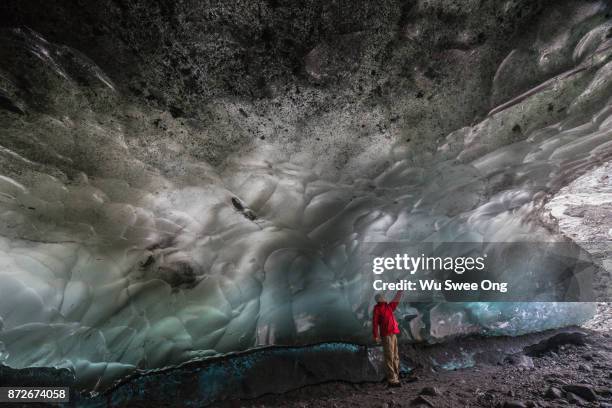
left=212, top=327, right=611, bottom=408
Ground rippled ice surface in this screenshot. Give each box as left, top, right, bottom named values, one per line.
left=0, top=13, right=611, bottom=389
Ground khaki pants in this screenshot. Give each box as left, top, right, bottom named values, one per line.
left=382, top=334, right=400, bottom=384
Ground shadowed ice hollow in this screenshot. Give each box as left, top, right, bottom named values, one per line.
left=0, top=1, right=610, bottom=390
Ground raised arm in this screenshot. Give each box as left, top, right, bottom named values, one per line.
left=389, top=290, right=403, bottom=311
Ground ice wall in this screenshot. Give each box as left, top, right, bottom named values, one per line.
left=0, top=1, right=610, bottom=390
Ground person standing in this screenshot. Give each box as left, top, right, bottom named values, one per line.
left=372, top=290, right=403, bottom=387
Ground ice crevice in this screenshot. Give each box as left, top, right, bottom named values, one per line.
left=0, top=5, right=610, bottom=390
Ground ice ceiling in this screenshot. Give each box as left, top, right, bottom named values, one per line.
left=0, top=0, right=610, bottom=390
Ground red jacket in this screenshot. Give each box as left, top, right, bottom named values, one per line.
left=372, top=292, right=402, bottom=338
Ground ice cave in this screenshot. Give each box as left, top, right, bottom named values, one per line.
left=0, top=1, right=610, bottom=405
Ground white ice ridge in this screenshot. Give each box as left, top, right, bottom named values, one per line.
left=0, top=14, right=610, bottom=389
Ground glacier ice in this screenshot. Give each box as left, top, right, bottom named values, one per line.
left=0, top=5, right=610, bottom=390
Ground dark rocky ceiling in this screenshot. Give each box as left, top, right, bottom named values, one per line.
left=0, top=0, right=568, bottom=169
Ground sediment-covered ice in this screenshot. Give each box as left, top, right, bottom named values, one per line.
left=0, top=3, right=610, bottom=390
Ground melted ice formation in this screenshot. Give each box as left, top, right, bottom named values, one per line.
left=0, top=4, right=610, bottom=389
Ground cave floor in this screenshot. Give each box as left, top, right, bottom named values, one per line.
left=209, top=324, right=611, bottom=408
